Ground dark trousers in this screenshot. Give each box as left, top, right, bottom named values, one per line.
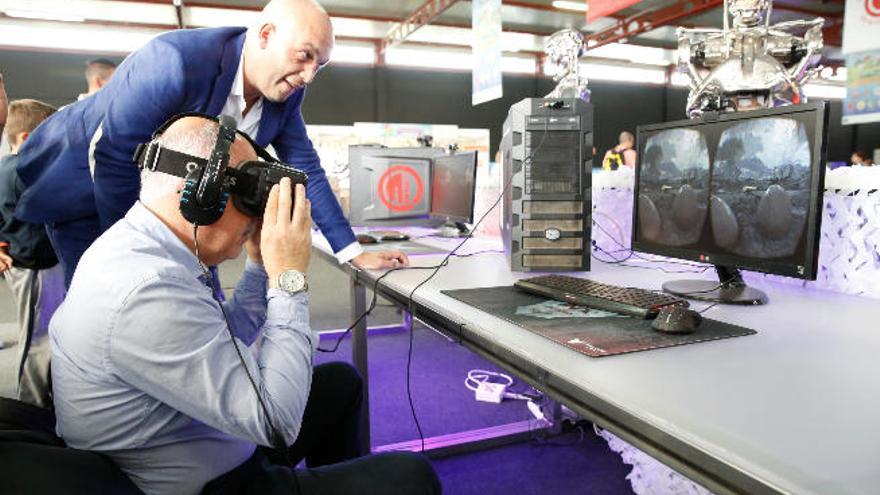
left=203, top=362, right=441, bottom=495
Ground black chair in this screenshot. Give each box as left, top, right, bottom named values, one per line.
left=0, top=397, right=143, bottom=495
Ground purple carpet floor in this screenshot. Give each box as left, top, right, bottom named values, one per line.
left=315, top=324, right=635, bottom=495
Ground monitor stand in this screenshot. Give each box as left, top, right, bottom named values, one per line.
left=662, top=266, right=768, bottom=305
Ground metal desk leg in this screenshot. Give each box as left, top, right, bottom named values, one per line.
left=350, top=277, right=371, bottom=453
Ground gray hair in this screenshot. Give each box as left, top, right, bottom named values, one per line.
left=139, top=120, right=219, bottom=205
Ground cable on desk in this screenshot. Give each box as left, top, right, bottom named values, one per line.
left=591, top=243, right=711, bottom=274
left=450, top=249, right=505, bottom=258
left=591, top=217, right=715, bottom=272
left=696, top=303, right=719, bottom=314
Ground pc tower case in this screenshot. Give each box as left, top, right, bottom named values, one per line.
left=500, top=97, right=593, bottom=271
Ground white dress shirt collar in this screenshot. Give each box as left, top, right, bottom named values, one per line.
left=222, top=51, right=263, bottom=138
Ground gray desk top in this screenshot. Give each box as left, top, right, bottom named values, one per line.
left=315, top=233, right=880, bottom=495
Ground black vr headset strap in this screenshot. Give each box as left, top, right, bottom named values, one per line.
left=179, top=115, right=238, bottom=226
left=134, top=143, right=210, bottom=177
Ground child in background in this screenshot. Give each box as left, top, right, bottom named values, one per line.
left=0, top=99, right=65, bottom=408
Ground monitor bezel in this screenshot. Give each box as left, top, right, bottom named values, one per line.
left=429, top=150, right=479, bottom=224
left=631, top=101, right=829, bottom=280
left=348, top=145, right=447, bottom=227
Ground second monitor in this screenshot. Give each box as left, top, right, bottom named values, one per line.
left=632, top=101, right=829, bottom=304
left=349, top=145, right=478, bottom=231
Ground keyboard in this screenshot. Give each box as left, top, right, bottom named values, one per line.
left=514, top=274, right=686, bottom=319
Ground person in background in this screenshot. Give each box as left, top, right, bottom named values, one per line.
left=602, top=131, right=637, bottom=171
left=78, top=58, right=117, bottom=100
left=0, top=99, right=65, bottom=408
left=851, top=150, right=875, bottom=167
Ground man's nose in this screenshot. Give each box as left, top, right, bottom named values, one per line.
left=302, top=63, right=319, bottom=84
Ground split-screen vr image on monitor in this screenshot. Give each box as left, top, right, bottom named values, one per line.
left=633, top=102, right=829, bottom=280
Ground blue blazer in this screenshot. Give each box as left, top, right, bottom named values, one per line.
left=16, top=27, right=355, bottom=253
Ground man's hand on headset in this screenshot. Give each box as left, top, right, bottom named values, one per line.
left=261, top=179, right=312, bottom=288
left=351, top=250, right=409, bottom=270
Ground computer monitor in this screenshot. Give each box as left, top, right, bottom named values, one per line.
left=430, top=151, right=478, bottom=227
left=349, top=145, right=445, bottom=227
left=348, top=145, right=479, bottom=232
left=632, top=101, right=829, bottom=304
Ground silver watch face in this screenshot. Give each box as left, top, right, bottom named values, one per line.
left=279, top=269, right=307, bottom=294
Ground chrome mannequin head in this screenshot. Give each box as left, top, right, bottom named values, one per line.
left=726, top=0, right=772, bottom=29
left=544, top=28, right=585, bottom=68
left=544, top=29, right=590, bottom=101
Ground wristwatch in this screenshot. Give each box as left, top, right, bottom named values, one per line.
left=278, top=269, right=308, bottom=295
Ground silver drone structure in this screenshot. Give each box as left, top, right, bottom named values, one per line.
left=677, top=0, right=824, bottom=118
left=545, top=28, right=591, bottom=102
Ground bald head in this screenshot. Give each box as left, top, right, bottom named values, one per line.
left=140, top=116, right=257, bottom=206
left=158, top=116, right=256, bottom=164
left=242, top=0, right=334, bottom=105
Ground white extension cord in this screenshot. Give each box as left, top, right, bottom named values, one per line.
left=464, top=369, right=536, bottom=404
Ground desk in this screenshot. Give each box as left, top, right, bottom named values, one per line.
left=315, top=233, right=880, bottom=495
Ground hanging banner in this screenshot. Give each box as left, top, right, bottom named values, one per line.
left=842, top=1, right=880, bottom=124
left=472, top=0, right=503, bottom=106
left=843, top=50, right=880, bottom=125
left=587, top=0, right=641, bottom=23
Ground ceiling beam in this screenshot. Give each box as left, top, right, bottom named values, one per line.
left=380, top=0, right=464, bottom=53
left=584, top=0, right=723, bottom=50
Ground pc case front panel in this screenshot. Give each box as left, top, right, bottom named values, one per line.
left=501, top=97, right=593, bottom=272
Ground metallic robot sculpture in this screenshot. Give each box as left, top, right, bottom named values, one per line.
left=545, top=28, right=591, bottom=101
left=677, top=0, right=824, bottom=117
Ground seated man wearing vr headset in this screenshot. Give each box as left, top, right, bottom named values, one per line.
left=49, top=114, right=440, bottom=495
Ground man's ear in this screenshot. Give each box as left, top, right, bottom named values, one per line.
left=258, top=23, right=275, bottom=49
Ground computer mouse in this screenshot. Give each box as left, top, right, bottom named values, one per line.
left=356, top=234, right=379, bottom=245
left=651, top=305, right=702, bottom=334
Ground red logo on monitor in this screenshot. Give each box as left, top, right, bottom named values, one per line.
left=868, top=0, right=880, bottom=16
left=378, top=165, right=424, bottom=212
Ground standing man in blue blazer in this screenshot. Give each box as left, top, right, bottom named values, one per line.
left=15, top=0, right=408, bottom=286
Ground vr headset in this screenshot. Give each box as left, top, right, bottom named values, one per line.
left=134, top=112, right=308, bottom=226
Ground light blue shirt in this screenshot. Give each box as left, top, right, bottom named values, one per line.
left=50, top=202, right=315, bottom=495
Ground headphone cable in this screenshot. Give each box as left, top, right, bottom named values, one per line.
left=193, top=225, right=302, bottom=494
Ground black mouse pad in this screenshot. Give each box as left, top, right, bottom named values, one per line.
left=442, top=286, right=756, bottom=357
